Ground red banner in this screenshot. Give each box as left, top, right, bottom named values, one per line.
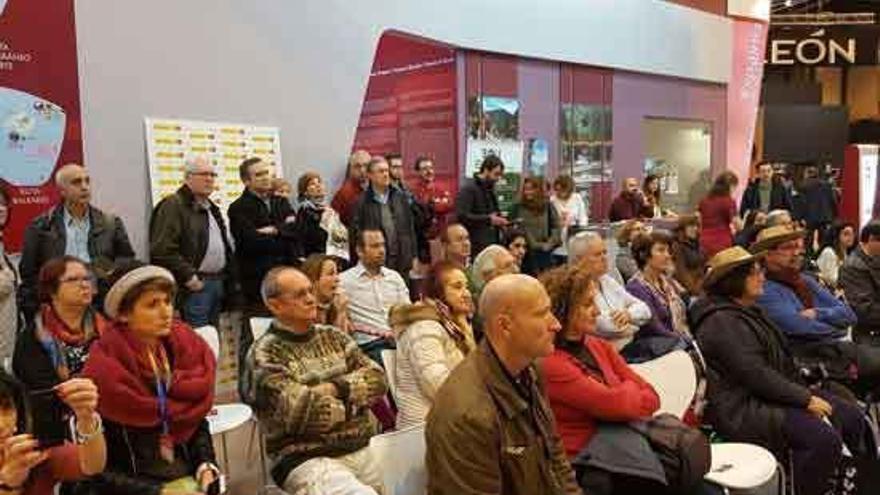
left=0, top=0, right=82, bottom=250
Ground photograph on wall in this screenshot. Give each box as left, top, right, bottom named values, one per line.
left=526, top=138, right=548, bottom=177
left=465, top=138, right=524, bottom=177
left=0, top=0, right=83, bottom=251
left=144, top=118, right=282, bottom=211
left=468, top=95, right=519, bottom=140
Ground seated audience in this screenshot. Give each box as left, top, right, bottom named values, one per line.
left=294, top=171, right=349, bottom=262
left=642, top=174, right=671, bottom=219
left=149, top=156, right=236, bottom=327
left=841, top=221, right=880, bottom=345
left=469, top=244, right=517, bottom=296
left=0, top=372, right=105, bottom=495
left=816, top=220, right=855, bottom=290
left=426, top=274, right=578, bottom=495
left=614, top=219, right=646, bottom=283
left=0, top=187, right=17, bottom=366
left=339, top=229, right=411, bottom=363
left=541, top=267, right=661, bottom=494
left=440, top=223, right=471, bottom=270
left=503, top=228, right=528, bottom=271
left=671, top=214, right=705, bottom=297
left=13, top=256, right=107, bottom=446
left=243, top=267, right=387, bottom=493
left=626, top=232, right=691, bottom=339
left=511, top=176, right=561, bottom=275
left=550, top=175, right=588, bottom=260
left=301, top=254, right=352, bottom=333
left=388, top=261, right=475, bottom=429
left=698, top=171, right=740, bottom=257
left=83, top=263, right=220, bottom=494
left=331, top=150, right=370, bottom=227
left=765, top=208, right=795, bottom=229
left=20, top=164, right=135, bottom=320
left=573, top=232, right=651, bottom=349
left=228, top=157, right=298, bottom=311
left=609, top=177, right=651, bottom=222
left=733, top=209, right=767, bottom=248
left=692, top=247, right=867, bottom=495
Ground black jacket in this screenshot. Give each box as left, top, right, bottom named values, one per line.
left=455, top=175, right=501, bottom=256
left=293, top=201, right=329, bottom=260
left=691, top=297, right=811, bottom=454
left=739, top=178, right=793, bottom=216
left=91, top=419, right=216, bottom=495
left=351, top=185, right=418, bottom=277
left=19, top=204, right=134, bottom=319
left=793, top=178, right=837, bottom=229
left=841, top=247, right=880, bottom=339
left=149, top=185, right=238, bottom=299
left=228, top=189, right=298, bottom=305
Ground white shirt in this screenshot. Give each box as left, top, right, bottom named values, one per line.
left=339, top=263, right=411, bottom=344
left=593, top=273, right=652, bottom=349
left=551, top=193, right=589, bottom=256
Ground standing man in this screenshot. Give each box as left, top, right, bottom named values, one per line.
left=456, top=155, right=508, bottom=257
left=331, top=149, right=370, bottom=227
left=20, top=163, right=135, bottom=319
left=228, top=157, right=298, bottom=309
left=426, top=274, right=579, bottom=495
left=608, top=177, right=652, bottom=222
left=149, top=156, right=237, bottom=327
left=740, top=161, right=793, bottom=217
left=412, top=156, right=452, bottom=242
left=351, top=157, right=420, bottom=279
left=386, top=152, right=410, bottom=197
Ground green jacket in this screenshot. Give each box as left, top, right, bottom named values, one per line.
left=426, top=340, right=579, bottom=495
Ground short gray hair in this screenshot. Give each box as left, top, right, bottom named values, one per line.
left=260, top=266, right=295, bottom=306
left=567, top=231, right=602, bottom=266
left=471, top=244, right=509, bottom=291
left=184, top=155, right=211, bottom=176
left=766, top=209, right=793, bottom=228
left=55, top=163, right=85, bottom=188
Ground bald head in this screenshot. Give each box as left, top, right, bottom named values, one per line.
left=479, top=274, right=539, bottom=329
left=262, top=266, right=317, bottom=331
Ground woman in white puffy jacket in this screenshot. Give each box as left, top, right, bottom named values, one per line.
left=388, top=261, right=475, bottom=429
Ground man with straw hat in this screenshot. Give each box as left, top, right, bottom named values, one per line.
left=753, top=225, right=880, bottom=391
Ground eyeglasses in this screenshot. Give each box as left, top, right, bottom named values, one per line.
left=190, top=171, right=218, bottom=178
left=59, top=275, right=95, bottom=285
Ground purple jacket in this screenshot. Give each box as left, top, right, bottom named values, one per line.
left=625, top=276, right=679, bottom=338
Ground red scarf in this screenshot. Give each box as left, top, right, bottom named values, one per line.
left=82, top=319, right=215, bottom=444
left=766, top=266, right=814, bottom=309
left=39, top=304, right=106, bottom=346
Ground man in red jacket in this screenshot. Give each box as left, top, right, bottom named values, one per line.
left=331, top=149, right=371, bottom=227
left=608, top=177, right=652, bottom=222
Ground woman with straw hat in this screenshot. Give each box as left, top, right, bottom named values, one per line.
left=691, top=247, right=867, bottom=495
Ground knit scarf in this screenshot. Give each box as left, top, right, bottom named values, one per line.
left=766, top=266, right=814, bottom=309
left=429, top=298, right=476, bottom=356
left=35, top=304, right=106, bottom=380
left=82, top=319, right=215, bottom=444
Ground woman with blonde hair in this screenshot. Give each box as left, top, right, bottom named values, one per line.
left=511, top=176, right=561, bottom=275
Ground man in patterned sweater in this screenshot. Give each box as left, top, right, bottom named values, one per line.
left=242, top=266, right=388, bottom=493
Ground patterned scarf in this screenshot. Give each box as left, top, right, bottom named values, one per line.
left=426, top=298, right=476, bottom=356
left=35, top=304, right=106, bottom=380
left=635, top=272, right=691, bottom=337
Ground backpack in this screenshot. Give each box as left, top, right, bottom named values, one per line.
left=633, top=413, right=711, bottom=494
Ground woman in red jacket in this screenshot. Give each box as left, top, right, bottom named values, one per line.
left=541, top=265, right=660, bottom=495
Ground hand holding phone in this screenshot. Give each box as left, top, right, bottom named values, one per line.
left=0, top=434, right=48, bottom=488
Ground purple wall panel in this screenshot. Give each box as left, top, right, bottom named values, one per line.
left=611, top=71, right=727, bottom=194
left=518, top=59, right=560, bottom=177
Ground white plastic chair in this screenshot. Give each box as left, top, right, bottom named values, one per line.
left=381, top=349, right=399, bottom=402
left=630, top=350, right=783, bottom=495
left=369, top=424, right=426, bottom=495
left=193, top=325, right=221, bottom=361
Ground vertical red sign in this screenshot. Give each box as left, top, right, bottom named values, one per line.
left=0, top=0, right=82, bottom=250
left=727, top=18, right=768, bottom=201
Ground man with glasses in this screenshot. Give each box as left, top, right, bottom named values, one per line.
left=20, top=163, right=135, bottom=320
left=149, top=156, right=237, bottom=327
left=753, top=225, right=880, bottom=390
left=841, top=221, right=880, bottom=345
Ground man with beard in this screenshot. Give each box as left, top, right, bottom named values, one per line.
left=455, top=155, right=509, bottom=256
left=608, top=177, right=652, bottom=222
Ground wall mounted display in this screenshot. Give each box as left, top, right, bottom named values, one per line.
left=526, top=138, right=549, bottom=177
left=468, top=96, right=519, bottom=140
left=464, top=138, right=524, bottom=177
left=0, top=0, right=83, bottom=250
left=560, top=103, right=613, bottom=221
left=144, top=117, right=282, bottom=211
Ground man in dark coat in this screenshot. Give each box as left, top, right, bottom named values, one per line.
left=739, top=161, right=794, bottom=216
left=227, top=157, right=298, bottom=308
left=351, top=157, right=420, bottom=280
left=455, top=155, right=509, bottom=257
left=608, top=177, right=652, bottom=222
left=841, top=221, right=880, bottom=345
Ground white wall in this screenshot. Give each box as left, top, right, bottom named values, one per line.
left=74, top=0, right=732, bottom=255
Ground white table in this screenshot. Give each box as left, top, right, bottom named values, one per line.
left=207, top=403, right=255, bottom=478
left=706, top=443, right=779, bottom=491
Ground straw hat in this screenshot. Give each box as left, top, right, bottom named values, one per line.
left=750, top=224, right=805, bottom=254
left=703, top=246, right=765, bottom=289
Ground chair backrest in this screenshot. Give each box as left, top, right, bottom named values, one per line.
left=250, top=317, right=273, bottom=342
left=193, top=325, right=220, bottom=361
left=381, top=349, right=399, bottom=402
left=629, top=349, right=697, bottom=419
left=369, top=424, right=426, bottom=495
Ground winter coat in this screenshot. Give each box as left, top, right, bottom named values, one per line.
left=840, top=246, right=880, bottom=339
left=351, top=185, right=419, bottom=277
left=756, top=276, right=854, bottom=343
left=455, top=175, right=502, bottom=257
left=739, top=178, right=794, bottom=216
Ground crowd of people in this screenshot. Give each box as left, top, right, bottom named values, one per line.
left=0, top=151, right=877, bottom=495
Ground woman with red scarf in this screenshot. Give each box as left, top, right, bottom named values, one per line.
left=83, top=263, right=220, bottom=495
left=13, top=256, right=108, bottom=447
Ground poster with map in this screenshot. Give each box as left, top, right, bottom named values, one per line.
left=144, top=118, right=282, bottom=211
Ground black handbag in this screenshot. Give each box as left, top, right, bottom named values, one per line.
left=632, top=413, right=712, bottom=494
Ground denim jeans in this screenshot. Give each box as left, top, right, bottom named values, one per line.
left=182, top=278, right=224, bottom=328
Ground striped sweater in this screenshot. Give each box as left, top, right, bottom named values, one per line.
left=242, top=322, right=387, bottom=485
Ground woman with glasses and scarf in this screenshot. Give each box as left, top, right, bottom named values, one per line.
left=13, top=256, right=107, bottom=447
